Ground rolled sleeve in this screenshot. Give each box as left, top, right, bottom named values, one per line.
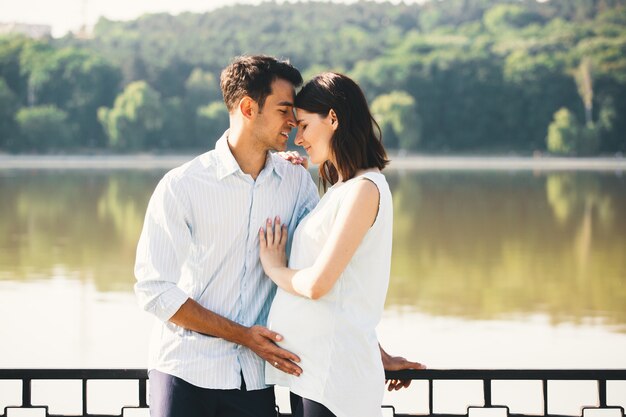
left=134, top=174, right=192, bottom=322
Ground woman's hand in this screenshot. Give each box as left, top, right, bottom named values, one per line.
left=380, top=344, right=426, bottom=391
left=277, top=151, right=308, bottom=169
left=259, top=216, right=288, bottom=277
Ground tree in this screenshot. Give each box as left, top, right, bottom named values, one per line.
left=98, top=81, right=163, bottom=150
left=14, top=105, right=74, bottom=151
left=184, top=68, right=221, bottom=111
left=0, top=35, right=32, bottom=105
left=483, top=4, right=543, bottom=33
left=371, top=91, right=421, bottom=151
left=2, top=0, right=626, bottom=154
left=196, top=101, right=229, bottom=149
left=546, top=107, right=599, bottom=155
left=19, top=47, right=121, bottom=147
left=574, top=57, right=594, bottom=126
left=184, top=68, right=221, bottom=145
left=0, top=78, right=19, bottom=149
left=160, top=97, right=186, bottom=148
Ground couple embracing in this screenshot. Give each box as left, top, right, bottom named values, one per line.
left=134, top=55, right=425, bottom=417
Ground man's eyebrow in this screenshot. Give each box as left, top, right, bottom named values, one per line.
left=277, top=101, right=294, bottom=107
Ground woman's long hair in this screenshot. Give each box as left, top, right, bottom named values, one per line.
left=295, top=72, right=389, bottom=190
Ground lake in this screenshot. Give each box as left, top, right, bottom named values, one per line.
left=1, top=158, right=625, bottom=413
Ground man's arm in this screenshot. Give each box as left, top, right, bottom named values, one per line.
left=380, top=344, right=426, bottom=391
left=170, top=299, right=302, bottom=376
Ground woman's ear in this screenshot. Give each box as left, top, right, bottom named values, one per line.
left=328, top=109, right=339, bottom=131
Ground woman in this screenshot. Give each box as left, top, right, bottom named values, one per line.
left=258, top=72, right=395, bottom=417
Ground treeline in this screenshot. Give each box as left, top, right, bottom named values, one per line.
left=1, top=0, right=625, bottom=154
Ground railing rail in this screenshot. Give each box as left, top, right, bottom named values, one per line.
left=1, top=369, right=625, bottom=417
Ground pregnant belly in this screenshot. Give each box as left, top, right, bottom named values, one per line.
left=267, top=291, right=334, bottom=357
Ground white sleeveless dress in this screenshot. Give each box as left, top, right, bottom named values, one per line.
left=266, top=172, right=392, bottom=417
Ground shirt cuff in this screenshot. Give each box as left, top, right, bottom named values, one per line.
left=154, top=286, right=189, bottom=322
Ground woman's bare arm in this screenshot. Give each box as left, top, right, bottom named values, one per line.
left=259, top=179, right=379, bottom=299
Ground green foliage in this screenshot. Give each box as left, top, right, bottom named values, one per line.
left=4, top=38, right=122, bottom=148
left=184, top=68, right=221, bottom=110
left=1, top=0, right=626, bottom=153
left=0, top=35, right=31, bottom=105
left=371, top=91, right=421, bottom=150
left=160, top=97, right=186, bottom=148
left=483, top=4, right=544, bottom=33
left=14, top=105, right=74, bottom=151
left=0, top=77, right=19, bottom=148
left=196, top=101, right=229, bottom=148
left=181, top=68, right=222, bottom=147
left=21, top=47, right=121, bottom=147
left=546, top=107, right=600, bottom=155
left=98, top=81, right=163, bottom=150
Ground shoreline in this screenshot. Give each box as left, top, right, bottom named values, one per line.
left=1, top=153, right=625, bottom=171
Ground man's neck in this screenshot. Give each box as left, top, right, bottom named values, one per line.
left=227, top=128, right=267, bottom=180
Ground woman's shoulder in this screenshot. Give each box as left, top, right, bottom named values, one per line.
left=353, top=171, right=390, bottom=195
left=337, top=175, right=383, bottom=214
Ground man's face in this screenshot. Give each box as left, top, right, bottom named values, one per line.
left=253, top=78, right=297, bottom=152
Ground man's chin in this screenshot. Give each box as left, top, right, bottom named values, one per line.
left=273, top=141, right=288, bottom=152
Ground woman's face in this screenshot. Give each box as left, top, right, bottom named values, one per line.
left=294, top=109, right=337, bottom=165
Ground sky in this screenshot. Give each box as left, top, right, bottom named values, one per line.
left=1, top=0, right=270, bottom=38
left=1, top=0, right=419, bottom=38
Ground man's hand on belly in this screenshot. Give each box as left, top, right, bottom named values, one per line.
left=244, top=325, right=302, bottom=377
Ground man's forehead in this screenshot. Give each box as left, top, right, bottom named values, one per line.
left=268, top=79, right=296, bottom=105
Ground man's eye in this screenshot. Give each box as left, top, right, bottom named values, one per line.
left=279, top=110, right=287, bottom=114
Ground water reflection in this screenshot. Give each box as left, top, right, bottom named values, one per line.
left=0, top=169, right=624, bottom=329
left=387, top=171, right=626, bottom=330
left=0, top=171, right=158, bottom=291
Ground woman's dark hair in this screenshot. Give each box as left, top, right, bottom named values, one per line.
left=220, top=55, right=302, bottom=112
left=295, top=72, right=389, bottom=189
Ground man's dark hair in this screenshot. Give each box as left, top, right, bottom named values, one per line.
left=295, top=72, right=389, bottom=190
left=220, top=55, right=303, bottom=113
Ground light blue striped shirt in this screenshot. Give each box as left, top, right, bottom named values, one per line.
left=134, top=132, right=319, bottom=390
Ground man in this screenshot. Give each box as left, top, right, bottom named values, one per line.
left=135, top=55, right=422, bottom=417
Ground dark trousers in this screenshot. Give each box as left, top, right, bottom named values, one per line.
left=149, top=370, right=277, bottom=417
left=289, top=393, right=336, bottom=417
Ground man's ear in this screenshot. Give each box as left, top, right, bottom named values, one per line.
left=239, top=96, right=257, bottom=120
left=328, top=109, right=339, bottom=131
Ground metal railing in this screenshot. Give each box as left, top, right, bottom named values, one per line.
left=1, top=369, right=625, bottom=417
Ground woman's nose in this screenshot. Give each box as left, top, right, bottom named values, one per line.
left=294, top=130, right=303, bottom=146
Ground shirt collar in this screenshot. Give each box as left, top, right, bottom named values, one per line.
left=214, top=130, right=240, bottom=180
left=214, top=130, right=285, bottom=181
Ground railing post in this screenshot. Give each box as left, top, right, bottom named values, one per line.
left=484, top=379, right=492, bottom=407
left=22, top=378, right=32, bottom=407
left=542, top=379, right=548, bottom=416
left=82, top=378, right=88, bottom=416
left=429, top=379, right=434, bottom=416
left=598, top=380, right=607, bottom=407
left=139, top=377, right=148, bottom=408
